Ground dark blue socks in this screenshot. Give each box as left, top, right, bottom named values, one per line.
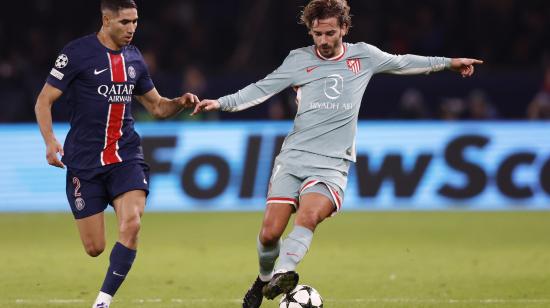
left=100, top=242, right=136, bottom=296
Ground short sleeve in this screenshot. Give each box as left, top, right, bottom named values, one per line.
left=134, top=51, right=155, bottom=96
left=46, top=44, right=82, bottom=92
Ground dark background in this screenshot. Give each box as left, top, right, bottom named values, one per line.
left=0, top=0, right=548, bottom=122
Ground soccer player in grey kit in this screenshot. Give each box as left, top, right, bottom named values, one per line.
left=193, top=0, right=483, bottom=307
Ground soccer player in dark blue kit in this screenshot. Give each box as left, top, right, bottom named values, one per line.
left=34, top=1, right=199, bottom=307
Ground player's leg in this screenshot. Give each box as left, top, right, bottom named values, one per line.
left=94, top=162, right=149, bottom=308
left=75, top=213, right=106, bottom=257
left=258, top=202, right=294, bottom=272
left=277, top=191, right=335, bottom=270
left=94, top=190, right=145, bottom=307
left=67, top=171, right=109, bottom=257
left=243, top=155, right=299, bottom=308
left=264, top=182, right=341, bottom=300
left=243, top=202, right=294, bottom=308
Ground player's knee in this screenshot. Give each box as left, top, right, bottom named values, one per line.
left=259, top=227, right=282, bottom=246
left=84, top=243, right=105, bottom=257
left=296, top=211, right=324, bottom=230
left=119, top=217, right=141, bottom=237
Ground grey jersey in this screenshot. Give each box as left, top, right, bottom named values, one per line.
left=218, top=42, right=451, bottom=162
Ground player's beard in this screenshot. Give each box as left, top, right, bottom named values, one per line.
left=318, top=41, right=341, bottom=58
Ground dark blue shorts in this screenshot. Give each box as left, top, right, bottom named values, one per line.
left=66, top=161, right=150, bottom=219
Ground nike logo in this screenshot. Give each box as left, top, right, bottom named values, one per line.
left=306, top=66, right=319, bottom=73
left=286, top=252, right=300, bottom=257
left=94, top=68, right=108, bottom=75
left=112, top=271, right=125, bottom=277
left=143, top=178, right=148, bottom=184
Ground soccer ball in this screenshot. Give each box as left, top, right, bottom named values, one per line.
left=279, top=284, right=323, bottom=308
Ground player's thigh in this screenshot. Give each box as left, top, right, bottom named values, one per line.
left=295, top=191, right=335, bottom=228
left=107, top=162, right=149, bottom=223
left=112, top=189, right=146, bottom=226
left=75, top=211, right=106, bottom=256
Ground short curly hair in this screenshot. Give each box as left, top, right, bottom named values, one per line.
left=300, top=0, right=352, bottom=29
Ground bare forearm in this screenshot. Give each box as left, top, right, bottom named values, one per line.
left=35, top=98, right=57, bottom=144
left=154, top=97, right=184, bottom=119
left=160, top=97, right=183, bottom=119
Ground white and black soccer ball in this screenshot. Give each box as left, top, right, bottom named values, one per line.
left=279, top=284, right=323, bottom=308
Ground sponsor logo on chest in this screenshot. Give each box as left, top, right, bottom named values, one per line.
left=96, top=52, right=136, bottom=103
left=97, top=84, right=135, bottom=103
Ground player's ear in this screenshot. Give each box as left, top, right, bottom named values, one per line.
left=102, top=13, right=110, bottom=28
left=101, top=9, right=115, bottom=28
left=341, top=23, right=349, bottom=36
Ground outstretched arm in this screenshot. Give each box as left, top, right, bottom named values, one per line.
left=35, top=83, right=65, bottom=169
left=194, top=51, right=298, bottom=115
left=368, top=44, right=483, bottom=77
left=135, top=88, right=199, bottom=119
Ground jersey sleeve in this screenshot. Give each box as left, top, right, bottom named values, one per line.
left=366, top=44, right=451, bottom=75
left=218, top=51, right=299, bottom=112
left=134, top=50, right=155, bottom=96
left=46, top=44, right=82, bottom=92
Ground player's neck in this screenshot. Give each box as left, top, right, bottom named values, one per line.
left=315, top=43, right=345, bottom=60
left=97, top=29, right=123, bottom=51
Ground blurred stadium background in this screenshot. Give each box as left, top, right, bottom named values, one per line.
left=1, top=0, right=550, bottom=307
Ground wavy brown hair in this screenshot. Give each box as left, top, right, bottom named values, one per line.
left=300, top=0, right=352, bottom=29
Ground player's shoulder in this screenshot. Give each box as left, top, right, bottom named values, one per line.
left=123, top=44, right=146, bottom=61
left=124, top=44, right=141, bottom=54
left=61, top=34, right=97, bottom=53
left=345, top=42, right=378, bottom=57
left=286, top=46, right=317, bottom=61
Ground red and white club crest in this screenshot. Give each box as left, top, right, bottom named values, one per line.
left=346, top=58, right=361, bottom=74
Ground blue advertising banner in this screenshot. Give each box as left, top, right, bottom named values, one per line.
left=1, top=122, right=549, bottom=212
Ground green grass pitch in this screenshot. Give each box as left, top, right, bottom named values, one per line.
left=1, top=211, right=549, bottom=307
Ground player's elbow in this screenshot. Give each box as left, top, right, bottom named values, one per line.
left=34, top=96, right=51, bottom=117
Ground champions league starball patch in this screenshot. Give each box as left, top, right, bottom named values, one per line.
left=55, top=54, right=69, bottom=69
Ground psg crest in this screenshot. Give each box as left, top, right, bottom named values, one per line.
left=346, top=58, right=361, bottom=74
left=128, top=66, right=136, bottom=79
left=75, top=197, right=86, bottom=211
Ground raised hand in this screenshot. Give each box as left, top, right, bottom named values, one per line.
left=46, top=139, right=65, bottom=169
left=191, top=99, right=221, bottom=116
left=450, top=58, right=484, bottom=78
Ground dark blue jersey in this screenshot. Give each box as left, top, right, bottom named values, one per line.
left=47, top=34, right=155, bottom=169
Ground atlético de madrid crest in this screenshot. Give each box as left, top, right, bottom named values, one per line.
left=346, top=58, right=361, bottom=74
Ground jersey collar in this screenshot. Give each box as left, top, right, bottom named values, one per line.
left=94, top=33, right=125, bottom=54
left=314, top=43, right=347, bottom=61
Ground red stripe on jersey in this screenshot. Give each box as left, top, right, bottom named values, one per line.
left=101, top=103, right=125, bottom=166
left=108, top=53, right=127, bottom=82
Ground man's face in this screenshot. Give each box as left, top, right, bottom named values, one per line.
left=103, top=8, right=138, bottom=48
left=310, top=17, right=348, bottom=58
